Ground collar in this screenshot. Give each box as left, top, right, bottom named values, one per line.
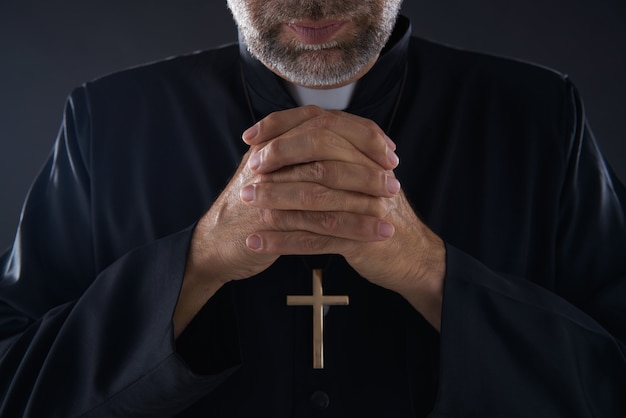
left=286, top=82, right=357, bottom=110
left=239, top=15, right=412, bottom=129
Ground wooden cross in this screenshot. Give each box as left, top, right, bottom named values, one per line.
left=287, top=268, right=349, bottom=369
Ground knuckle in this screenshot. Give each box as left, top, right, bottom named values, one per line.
left=362, top=121, right=387, bottom=151
left=367, top=131, right=385, bottom=151
left=264, top=109, right=284, bottom=125
left=301, top=184, right=331, bottom=208
left=361, top=169, right=387, bottom=193
left=362, top=118, right=382, bottom=134
left=301, top=211, right=339, bottom=234
left=319, top=212, right=341, bottom=232
left=256, top=114, right=273, bottom=135
left=300, top=234, right=331, bottom=252
left=265, top=138, right=284, bottom=158
left=378, top=171, right=391, bottom=194
left=307, top=161, right=329, bottom=182
left=367, top=197, right=389, bottom=219
left=311, top=112, right=338, bottom=130
left=260, top=209, right=281, bottom=229
left=256, top=173, right=272, bottom=184
left=303, top=105, right=325, bottom=119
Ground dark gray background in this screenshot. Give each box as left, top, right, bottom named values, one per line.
left=1, top=0, right=625, bottom=251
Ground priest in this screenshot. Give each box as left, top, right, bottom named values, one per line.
left=1, top=0, right=625, bottom=416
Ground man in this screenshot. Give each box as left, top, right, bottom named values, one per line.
left=0, top=0, right=624, bottom=416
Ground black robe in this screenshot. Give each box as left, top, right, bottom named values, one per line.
left=1, top=17, right=625, bottom=417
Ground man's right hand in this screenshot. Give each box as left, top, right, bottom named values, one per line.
left=174, top=106, right=399, bottom=336
left=172, top=149, right=279, bottom=337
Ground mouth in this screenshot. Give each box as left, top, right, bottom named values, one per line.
left=286, top=20, right=347, bottom=45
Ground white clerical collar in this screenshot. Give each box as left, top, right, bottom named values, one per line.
left=286, top=82, right=357, bottom=110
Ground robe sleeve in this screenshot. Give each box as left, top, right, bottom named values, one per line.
left=0, top=88, right=240, bottom=417
left=431, top=83, right=626, bottom=417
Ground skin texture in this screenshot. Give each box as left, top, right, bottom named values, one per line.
left=173, top=1, right=446, bottom=337
left=226, top=0, right=403, bottom=87
left=175, top=107, right=445, bottom=336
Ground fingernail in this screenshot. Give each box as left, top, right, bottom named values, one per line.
left=240, top=185, right=254, bottom=202
left=246, top=235, right=262, bottom=250
left=248, top=152, right=260, bottom=171
left=387, top=147, right=399, bottom=167
left=242, top=124, right=259, bottom=142
left=378, top=222, right=395, bottom=238
left=386, top=176, right=401, bottom=194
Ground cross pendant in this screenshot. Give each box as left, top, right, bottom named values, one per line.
left=287, top=268, right=349, bottom=369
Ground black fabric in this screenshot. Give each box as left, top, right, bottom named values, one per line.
left=1, top=16, right=625, bottom=417
left=175, top=281, right=240, bottom=376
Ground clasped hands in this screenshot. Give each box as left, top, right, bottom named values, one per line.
left=186, top=106, right=445, bottom=330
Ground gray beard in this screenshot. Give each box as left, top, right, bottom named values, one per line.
left=227, top=0, right=402, bottom=87
left=252, top=27, right=382, bottom=87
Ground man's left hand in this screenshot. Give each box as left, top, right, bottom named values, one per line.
left=242, top=106, right=445, bottom=329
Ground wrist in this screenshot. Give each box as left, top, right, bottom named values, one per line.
left=173, top=244, right=229, bottom=338
left=396, top=238, right=446, bottom=331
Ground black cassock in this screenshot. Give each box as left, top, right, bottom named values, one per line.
left=1, top=17, right=625, bottom=418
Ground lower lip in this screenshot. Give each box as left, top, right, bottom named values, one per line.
left=286, top=22, right=346, bottom=44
